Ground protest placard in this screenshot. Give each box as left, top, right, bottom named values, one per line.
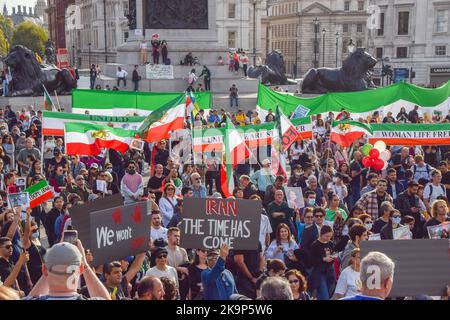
left=146, top=64, right=174, bottom=79
left=71, top=194, right=124, bottom=247
left=393, top=225, right=412, bottom=240
left=285, top=187, right=304, bottom=209
left=89, top=201, right=150, bottom=266
left=361, top=239, right=450, bottom=297
left=180, top=198, right=261, bottom=250
left=427, top=222, right=450, bottom=239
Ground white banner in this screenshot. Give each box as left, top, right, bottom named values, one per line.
left=146, top=64, right=174, bottom=80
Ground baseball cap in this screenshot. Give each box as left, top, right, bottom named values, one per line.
left=262, top=159, right=271, bottom=166
left=90, top=163, right=99, bottom=169
left=207, top=249, right=219, bottom=257
left=53, top=148, right=61, bottom=155
left=153, top=247, right=168, bottom=257
left=44, top=242, right=82, bottom=275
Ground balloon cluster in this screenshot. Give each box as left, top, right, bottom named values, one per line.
left=361, top=141, right=391, bottom=171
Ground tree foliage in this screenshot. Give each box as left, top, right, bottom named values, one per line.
left=12, top=21, right=48, bottom=56
left=0, top=15, right=13, bottom=42
left=0, top=28, right=7, bottom=58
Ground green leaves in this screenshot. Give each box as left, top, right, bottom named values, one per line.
left=11, top=20, right=48, bottom=56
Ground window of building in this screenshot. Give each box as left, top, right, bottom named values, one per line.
left=357, top=40, right=363, bottom=47
left=123, top=1, right=129, bottom=15
left=344, top=1, right=350, bottom=11
left=435, top=45, right=447, bottom=56
left=396, top=47, right=408, bottom=58
left=436, top=10, right=448, bottom=33
left=376, top=47, right=383, bottom=59
left=378, top=12, right=385, bottom=36
left=343, top=23, right=349, bottom=33
left=358, top=1, right=364, bottom=11
left=398, top=11, right=409, bottom=35
left=357, top=23, right=363, bottom=33
left=228, top=31, right=236, bottom=48
left=124, top=31, right=129, bottom=42
left=228, top=3, right=236, bottom=18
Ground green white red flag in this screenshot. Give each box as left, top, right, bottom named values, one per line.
left=43, top=86, right=57, bottom=112
left=221, top=117, right=251, bottom=198
left=65, top=122, right=136, bottom=155
left=25, top=180, right=54, bottom=209
left=137, top=95, right=186, bottom=142
left=331, top=121, right=373, bottom=147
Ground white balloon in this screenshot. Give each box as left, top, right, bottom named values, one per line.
left=382, top=160, right=389, bottom=170
left=374, top=140, right=387, bottom=152
left=380, top=150, right=391, bottom=162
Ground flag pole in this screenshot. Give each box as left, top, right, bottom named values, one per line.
left=53, top=90, right=62, bottom=112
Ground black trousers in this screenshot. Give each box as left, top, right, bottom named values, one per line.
left=117, top=77, right=126, bottom=87
left=204, top=78, right=211, bottom=91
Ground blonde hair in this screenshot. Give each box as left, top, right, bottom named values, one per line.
left=430, top=199, right=448, bottom=218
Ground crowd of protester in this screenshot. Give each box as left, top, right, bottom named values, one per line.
left=0, top=102, right=449, bottom=301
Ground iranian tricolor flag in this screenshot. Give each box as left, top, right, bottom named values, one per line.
left=65, top=122, right=136, bottom=155
left=221, top=117, right=251, bottom=198
left=43, top=86, right=57, bottom=112
left=137, top=95, right=186, bottom=142
left=277, top=106, right=299, bottom=151
left=331, top=121, right=373, bottom=147
left=25, top=180, right=54, bottom=209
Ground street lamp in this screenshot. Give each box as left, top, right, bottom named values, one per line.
left=335, top=32, right=339, bottom=67
left=322, top=28, right=326, bottom=67
left=313, top=17, right=319, bottom=68
left=88, top=42, right=91, bottom=67
left=251, top=0, right=259, bottom=66
left=348, top=39, right=356, bottom=54
left=72, top=45, right=75, bottom=67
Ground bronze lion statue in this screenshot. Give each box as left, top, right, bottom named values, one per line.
left=301, top=48, right=378, bottom=94
left=4, top=45, right=77, bottom=97
left=248, top=50, right=293, bottom=85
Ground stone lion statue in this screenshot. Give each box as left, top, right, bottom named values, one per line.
left=248, top=50, right=292, bottom=85
left=4, top=45, right=77, bottom=97
left=301, top=48, right=378, bottom=94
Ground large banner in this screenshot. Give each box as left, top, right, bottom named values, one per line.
left=72, top=90, right=212, bottom=116
left=180, top=198, right=261, bottom=250
left=257, top=81, right=450, bottom=118
left=43, top=111, right=146, bottom=136
left=368, top=123, right=450, bottom=146
left=89, top=202, right=150, bottom=266
left=146, top=64, right=174, bottom=79
left=360, top=239, right=450, bottom=297
left=192, top=117, right=312, bottom=152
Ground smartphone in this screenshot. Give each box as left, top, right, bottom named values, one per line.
left=63, top=230, right=78, bottom=245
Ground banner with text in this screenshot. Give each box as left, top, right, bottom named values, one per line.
left=146, top=64, right=174, bottom=79
left=368, top=123, right=450, bottom=146
left=89, top=202, right=150, bottom=266
left=180, top=198, right=261, bottom=250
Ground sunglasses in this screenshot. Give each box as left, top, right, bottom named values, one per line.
left=195, top=178, right=201, bottom=181
left=157, top=254, right=167, bottom=259
left=198, top=249, right=206, bottom=253
left=0, top=245, right=12, bottom=249
left=289, top=279, right=299, bottom=284
left=128, top=167, right=136, bottom=170
left=392, top=215, right=401, bottom=218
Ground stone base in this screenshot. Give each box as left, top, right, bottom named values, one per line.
left=116, top=39, right=228, bottom=66
left=0, top=95, right=73, bottom=112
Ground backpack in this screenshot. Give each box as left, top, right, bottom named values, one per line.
left=427, top=183, right=445, bottom=199
left=413, top=164, right=430, bottom=176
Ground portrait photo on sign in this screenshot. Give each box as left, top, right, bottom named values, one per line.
left=15, top=177, right=26, bottom=192
left=130, top=138, right=144, bottom=151
left=8, top=192, right=30, bottom=209
left=285, top=187, right=304, bottom=209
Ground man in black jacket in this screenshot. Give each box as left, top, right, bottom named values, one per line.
left=132, top=65, right=140, bottom=91
left=239, top=175, right=258, bottom=199
left=386, top=168, right=405, bottom=200
left=300, top=207, right=325, bottom=269
left=394, top=181, right=423, bottom=238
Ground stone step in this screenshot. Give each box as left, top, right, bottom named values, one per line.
left=101, top=63, right=247, bottom=80
left=98, top=77, right=259, bottom=94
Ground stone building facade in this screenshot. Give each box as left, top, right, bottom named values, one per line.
left=266, top=0, right=450, bottom=86
left=71, top=0, right=267, bottom=68
left=2, top=3, right=45, bottom=27
left=47, top=0, right=75, bottom=49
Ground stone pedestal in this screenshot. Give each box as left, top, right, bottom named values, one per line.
left=118, top=0, right=227, bottom=66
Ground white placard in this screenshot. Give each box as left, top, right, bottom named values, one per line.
left=146, top=64, right=174, bottom=80
left=285, top=187, right=305, bottom=209
left=96, top=180, right=107, bottom=193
